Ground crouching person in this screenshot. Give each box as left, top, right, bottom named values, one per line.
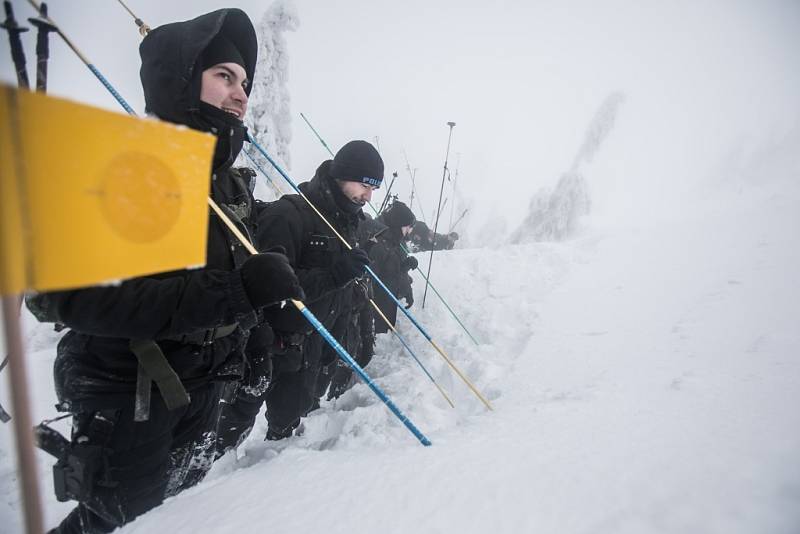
left=25, top=9, right=303, bottom=533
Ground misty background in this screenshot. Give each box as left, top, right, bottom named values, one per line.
left=2, top=3, right=800, bottom=532
left=1, top=0, right=798, bottom=241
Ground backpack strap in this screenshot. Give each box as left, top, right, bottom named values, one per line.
left=129, top=339, right=191, bottom=421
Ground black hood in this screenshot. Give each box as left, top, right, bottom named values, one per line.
left=139, top=9, right=257, bottom=171
left=300, top=161, right=364, bottom=230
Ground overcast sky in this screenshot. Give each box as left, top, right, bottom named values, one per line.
left=2, top=0, right=799, bottom=236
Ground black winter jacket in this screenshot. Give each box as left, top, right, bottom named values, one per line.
left=24, top=9, right=265, bottom=411
left=257, top=161, right=363, bottom=366
left=365, top=218, right=414, bottom=329
left=369, top=222, right=413, bottom=300
left=409, top=221, right=456, bottom=252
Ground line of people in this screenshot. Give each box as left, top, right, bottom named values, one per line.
left=24, top=9, right=432, bottom=534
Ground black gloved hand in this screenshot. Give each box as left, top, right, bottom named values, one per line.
left=449, top=232, right=459, bottom=241
left=331, top=248, right=370, bottom=286
left=272, top=344, right=303, bottom=375
left=402, top=256, right=419, bottom=271
left=240, top=252, right=305, bottom=309
left=403, top=293, right=414, bottom=309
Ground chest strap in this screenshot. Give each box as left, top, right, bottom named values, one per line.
left=129, top=339, right=191, bottom=422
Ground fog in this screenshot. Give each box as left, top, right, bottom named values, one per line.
left=2, top=0, right=798, bottom=239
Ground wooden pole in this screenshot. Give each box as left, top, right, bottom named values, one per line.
left=2, top=295, right=45, bottom=534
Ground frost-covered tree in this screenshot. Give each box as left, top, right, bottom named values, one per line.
left=240, top=0, right=299, bottom=201
left=509, top=92, right=625, bottom=244
left=508, top=171, right=591, bottom=244
left=570, top=92, right=626, bottom=173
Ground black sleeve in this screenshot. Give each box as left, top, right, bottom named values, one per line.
left=26, top=267, right=255, bottom=339
left=256, top=201, right=339, bottom=304
left=368, top=242, right=398, bottom=281
left=245, top=319, right=275, bottom=359
left=432, top=232, right=452, bottom=251
left=369, top=241, right=409, bottom=296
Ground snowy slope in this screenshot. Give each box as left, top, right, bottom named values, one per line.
left=2, top=169, right=799, bottom=534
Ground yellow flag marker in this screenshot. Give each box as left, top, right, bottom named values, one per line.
left=0, top=85, right=215, bottom=295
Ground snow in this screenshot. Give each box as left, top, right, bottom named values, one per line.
left=2, top=1, right=799, bottom=532
left=3, top=165, right=798, bottom=533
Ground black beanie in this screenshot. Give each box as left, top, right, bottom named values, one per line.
left=329, top=140, right=384, bottom=187
left=382, top=201, right=416, bottom=229
left=200, top=33, right=246, bottom=73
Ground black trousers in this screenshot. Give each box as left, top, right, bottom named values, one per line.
left=215, top=382, right=266, bottom=453
left=217, top=359, right=321, bottom=447
left=49, top=383, right=223, bottom=534
left=217, top=321, right=370, bottom=447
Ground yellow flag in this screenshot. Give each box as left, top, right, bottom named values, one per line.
left=0, top=85, right=215, bottom=295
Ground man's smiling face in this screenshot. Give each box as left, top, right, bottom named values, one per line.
left=199, top=62, right=249, bottom=119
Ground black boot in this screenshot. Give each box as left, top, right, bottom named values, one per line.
left=265, top=419, right=298, bottom=441
left=49, top=505, right=117, bottom=534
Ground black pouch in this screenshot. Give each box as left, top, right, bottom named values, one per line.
left=52, top=442, right=109, bottom=502
left=305, top=233, right=341, bottom=268
left=36, top=412, right=119, bottom=503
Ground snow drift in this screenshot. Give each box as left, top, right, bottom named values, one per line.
left=2, top=146, right=798, bottom=532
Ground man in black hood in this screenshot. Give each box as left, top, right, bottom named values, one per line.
left=216, top=140, right=382, bottom=447
left=26, top=9, right=303, bottom=533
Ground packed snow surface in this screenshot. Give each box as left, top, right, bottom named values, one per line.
left=1, top=169, right=798, bottom=533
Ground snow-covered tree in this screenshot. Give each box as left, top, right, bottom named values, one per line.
left=509, top=92, right=625, bottom=244
left=570, top=91, right=626, bottom=173
left=241, top=0, right=299, bottom=201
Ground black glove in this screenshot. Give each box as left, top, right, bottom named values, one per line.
left=240, top=252, right=305, bottom=309
left=331, top=248, right=370, bottom=286
left=402, top=256, right=419, bottom=271
left=403, top=293, right=414, bottom=309
left=272, top=344, right=303, bottom=375
left=449, top=232, right=459, bottom=241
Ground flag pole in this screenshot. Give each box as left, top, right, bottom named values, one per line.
left=2, top=296, right=45, bottom=534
